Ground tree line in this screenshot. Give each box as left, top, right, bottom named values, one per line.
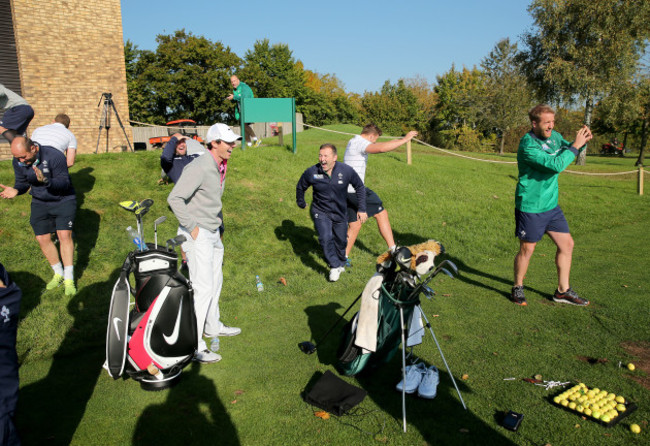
left=125, top=0, right=650, bottom=165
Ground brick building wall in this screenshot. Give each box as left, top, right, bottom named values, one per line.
left=1, top=0, right=131, bottom=158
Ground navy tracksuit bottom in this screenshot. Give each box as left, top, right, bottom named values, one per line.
left=0, top=263, right=21, bottom=446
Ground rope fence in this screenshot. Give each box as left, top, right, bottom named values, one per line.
left=303, top=123, right=649, bottom=194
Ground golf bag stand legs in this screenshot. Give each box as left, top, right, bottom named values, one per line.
left=398, top=304, right=467, bottom=433
left=419, top=306, right=467, bottom=410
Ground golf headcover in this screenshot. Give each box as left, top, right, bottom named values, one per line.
left=376, top=240, right=444, bottom=276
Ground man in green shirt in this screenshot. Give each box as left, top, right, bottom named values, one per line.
left=512, top=104, right=592, bottom=306
left=227, top=75, right=260, bottom=147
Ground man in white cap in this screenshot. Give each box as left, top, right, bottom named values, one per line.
left=167, top=123, right=242, bottom=363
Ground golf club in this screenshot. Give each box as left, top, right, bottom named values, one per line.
left=153, top=216, right=167, bottom=249
left=135, top=199, right=154, bottom=250
left=165, top=235, right=186, bottom=252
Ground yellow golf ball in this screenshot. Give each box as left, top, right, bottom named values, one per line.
left=630, top=424, right=641, bottom=434
left=627, top=363, right=635, bottom=371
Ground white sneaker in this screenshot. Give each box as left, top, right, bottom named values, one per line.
left=417, top=365, right=440, bottom=399
left=217, top=324, right=241, bottom=337
left=193, top=349, right=222, bottom=363
left=396, top=362, right=426, bottom=393
left=329, top=266, right=345, bottom=282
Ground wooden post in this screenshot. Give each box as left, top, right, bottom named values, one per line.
left=406, top=140, right=412, bottom=165
left=278, top=122, right=284, bottom=146
left=639, top=166, right=644, bottom=195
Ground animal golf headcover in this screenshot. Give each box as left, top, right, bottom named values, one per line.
left=376, top=240, right=444, bottom=277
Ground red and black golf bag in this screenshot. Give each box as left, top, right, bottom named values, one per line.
left=105, top=247, right=197, bottom=390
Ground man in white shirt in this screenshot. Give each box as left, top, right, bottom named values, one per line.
left=31, top=114, right=77, bottom=167
left=343, top=124, right=418, bottom=261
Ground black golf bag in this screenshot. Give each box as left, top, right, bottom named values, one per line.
left=105, top=247, right=197, bottom=390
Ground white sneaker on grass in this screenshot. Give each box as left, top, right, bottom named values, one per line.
left=396, top=362, right=427, bottom=394
left=417, top=365, right=440, bottom=399
left=193, top=349, right=222, bottom=363
left=217, top=324, right=241, bottom=337
left=329, top=266, right=345, bottom=282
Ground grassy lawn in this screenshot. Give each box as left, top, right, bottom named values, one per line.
left=0, top=125, right=648, bottom=445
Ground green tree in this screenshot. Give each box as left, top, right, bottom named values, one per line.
left=519, top=0, right=650, bottom=164
left=303, top=70, right=360, bottom=125
left=480, top=39, right=534, bottom=154
left=125, top=30, right=240, bottom=124
left=360, top=79, right=427, bottom=136
left=433, top=65, right=487, bottom=149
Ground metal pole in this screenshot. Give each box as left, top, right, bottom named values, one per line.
left=419, top=306, right=467, bottom=410
left=399, top=306, right=408, bottom=433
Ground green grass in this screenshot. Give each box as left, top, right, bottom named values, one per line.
left=1, top=125, right=648, bottom=445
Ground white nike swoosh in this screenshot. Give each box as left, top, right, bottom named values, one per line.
left=163, top=299, right=183, bottom=345
left=113, top=317, right=122, bottom=341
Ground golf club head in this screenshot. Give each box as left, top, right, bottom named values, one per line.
left=298, top=341, right=316, bottom=354
left=440, top=260, right=458, bottom=275
left=135, top=199, right=154, bottom=216
left=422, top=284, right=436, bottom=299
left=393, top=246, right=413, bottom=271
left=154, top=216, right=167, bottom=226
left=440, top=268, right=455, bottom=278
left=119, top=200, right=139, bottom=212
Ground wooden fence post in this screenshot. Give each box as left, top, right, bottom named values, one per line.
left=638, top=166, right=644, bottom=195
left=407, top=140, right=412, bottom=165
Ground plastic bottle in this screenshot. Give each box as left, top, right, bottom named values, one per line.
left=126, top=226, right=147, bottom=250
left=255, top=275, right=264, bottom=292
left=209, top=336, right=220, bottom=352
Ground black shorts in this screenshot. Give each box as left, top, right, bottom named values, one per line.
left=0, top=104, right=34, bottom=134
left=514, top=205, right=569, bottom=243
left=30, top=199, right=77, bottom=236
left=347, top=188, right=385, bottom=223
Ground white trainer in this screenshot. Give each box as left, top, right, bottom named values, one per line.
left=329, top=266, right=345, bottom=282
left=217, top=324, right=241, bottom=337
left=193, top=349, right=222, bottom=363
left=417, top=365, right=440, bottom=399
left=396, top=362, right=427, bottom=393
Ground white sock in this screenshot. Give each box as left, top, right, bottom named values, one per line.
left=63, top=265, right=74, bottom=281
left=51, top=262, right=64, bottom=276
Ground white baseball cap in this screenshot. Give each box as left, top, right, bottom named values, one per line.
left=205, top=123, right=242, bottom=143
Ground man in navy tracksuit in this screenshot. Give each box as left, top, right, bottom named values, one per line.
left=0, top=263, right=22, bottom=445
left=296, top=143, right=367, bottom=282
left=0, top=136, right=77, bottom=296
left=160, top=133, right=201, bottom=183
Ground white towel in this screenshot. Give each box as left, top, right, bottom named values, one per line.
left=354, top=273, right=384, bottom=352
left=406, top=306, right=424, bottom=347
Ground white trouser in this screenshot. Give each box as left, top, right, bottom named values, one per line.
left=178, top=226, right=223, bottom=351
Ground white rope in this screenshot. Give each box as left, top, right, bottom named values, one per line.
left=304, top=123, right=647, bottom=175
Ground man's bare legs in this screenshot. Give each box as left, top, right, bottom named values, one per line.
left=546, top=231, right=574, bottom=293
left=345, top=209, right=395, bottom=257
left=514, top=240, right=537, bottom=287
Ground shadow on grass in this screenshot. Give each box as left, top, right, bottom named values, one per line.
left=17, top=267, right=120, bottom=445
left=304, top=303, right=518, bottom=444
left=133, top=363, right=240, bottom=445
left=10, top=272, right=43, bottom=324
left=71, top=167, right=100, bottom=282
left=275, top=219, right=327, bottom=276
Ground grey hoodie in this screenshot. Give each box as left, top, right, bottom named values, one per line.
left=167, top=152, right=225, bottom=232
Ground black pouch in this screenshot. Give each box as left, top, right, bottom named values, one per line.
left=302, top=371, right=367, bottom=416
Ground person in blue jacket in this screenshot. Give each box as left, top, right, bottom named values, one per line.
left=160, top=133, right=201, bottom=183
left=0, top=136, right=77, bottom=296
left=0, top=263, right=21, bottom=446
left=296, top=144, right=367, bottom=282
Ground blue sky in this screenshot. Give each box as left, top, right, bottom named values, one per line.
left=121, top=1, right=535, bottom=94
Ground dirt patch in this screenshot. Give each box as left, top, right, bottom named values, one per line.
left=621, top=341, right=650, bottom=390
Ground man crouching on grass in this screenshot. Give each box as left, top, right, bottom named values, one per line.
left=511, top=104, right=592, bottom=307
left=0, top=136, right=77, bottom=296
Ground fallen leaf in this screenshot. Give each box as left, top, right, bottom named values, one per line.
left=231, top=400, right=237, bottom=404
left=279, top=277, right=287, bottom=286
left=234, top=390, right=244, bottom=395
left=574, top=424, right=580, bottom=429
left=278, top=198, right=283, bottom=202
left=432, top=314, right=439, bottom=317
left=461, top=374, right=469, bottom=380
left=314, top=411, right=330, bottom=420
left=442, top=294, right=451, bottom=297
left=622, top=285, right=628, bottom=288
left=442, top=222, right=447, bottom=226
left=373, top=434, right=387, bottom=443
left=493, top=352, right=498, bottom=356
left=492, top=195, right=499, bottom=199
left=534, top=374, right=543, bottom=381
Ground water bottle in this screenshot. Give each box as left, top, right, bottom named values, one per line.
left=126, top=226, right=147, bottom=250
left=209, top=336, right=220, bottom=352
left=255, top=275, right=264, bottom=292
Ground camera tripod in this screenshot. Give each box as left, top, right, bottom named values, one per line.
left=95, top=92, right=133, bottom=153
